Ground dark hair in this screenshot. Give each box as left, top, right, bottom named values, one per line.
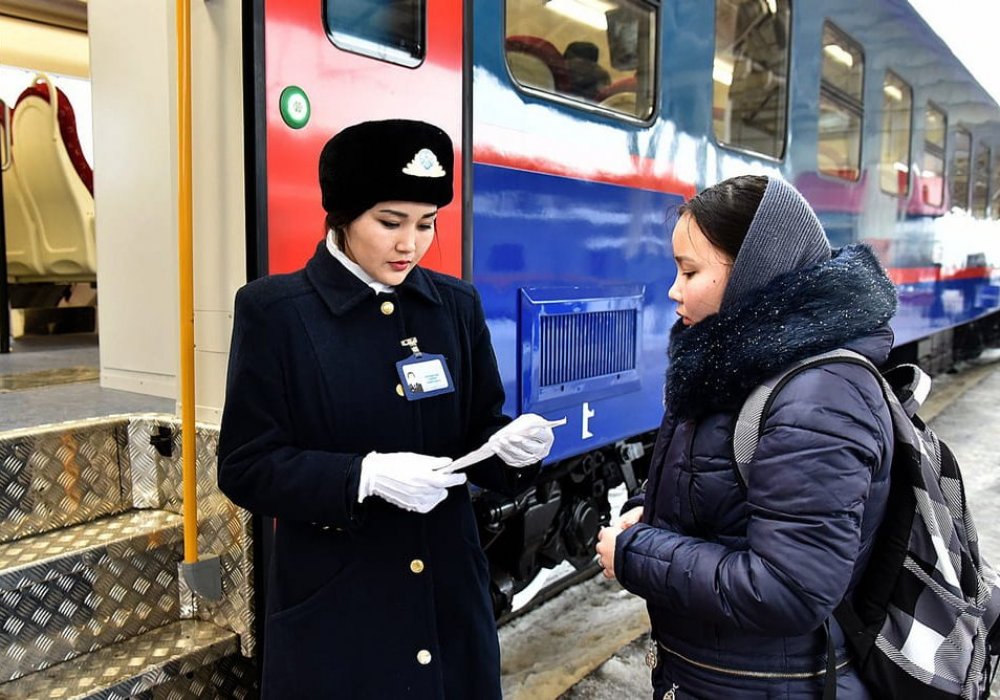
left=564, top=41, right=600, bottom=62
left=677, top=175, right=768, bottom=261
left=324, top=208, right=366, bottom=249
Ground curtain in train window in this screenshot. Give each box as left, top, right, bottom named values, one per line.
left=921, top=104, right=946, bottom=207
left=817, top=22, right=863, bottom=181
left=712, top=0, right=791, bottom=159
left=504, top=0, right=658, bottom=119
left=972, top=141, right=989, bottom=218
left=951, top=128, right=971, bottom=211
left=878, top=72, right=912, bottom=196
left=325, top=0, right=425, bottom=67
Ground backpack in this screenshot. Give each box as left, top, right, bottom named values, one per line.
left=732, top=348, right=1000, bottom=699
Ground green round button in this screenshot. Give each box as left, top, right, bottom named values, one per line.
left=279, top=86, right=311, bottom=129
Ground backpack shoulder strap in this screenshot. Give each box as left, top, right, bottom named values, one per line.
left=732, top=348, right=879, bottom=489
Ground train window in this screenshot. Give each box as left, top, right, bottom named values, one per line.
left=324, top=0, right=425, bottom=67
left=951, top=128, right=971, bottom=211
left=817, top=22, right=864, bottom=181
left=972, top=142, right=990, bottom=218
left=878, top=72, right=912, bottom=197
left=921, top=104, right=946, bottom=207
left=504, top=0, right=658, bottom=120
left=991, top=154, right=1000, bottom=220
left=712, top=0, right=791, bottom=159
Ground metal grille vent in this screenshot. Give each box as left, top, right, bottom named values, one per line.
left=539, top=310, right=637, bottom=386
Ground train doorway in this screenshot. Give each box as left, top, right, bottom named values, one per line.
left=1, top=3, right=98, bottom=391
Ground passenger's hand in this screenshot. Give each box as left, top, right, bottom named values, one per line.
left=488, top=413, right=557, bottom=467
left=358, top=452, right=466, bottom=513
left=596, top=525, right=622, bottom=580
left=617, top=506, right=643, bottom=530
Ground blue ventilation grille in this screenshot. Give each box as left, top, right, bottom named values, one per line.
left=539, top=310, right=638, bottom=386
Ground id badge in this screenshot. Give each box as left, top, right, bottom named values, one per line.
left=396, top=353, right=455, bottom=401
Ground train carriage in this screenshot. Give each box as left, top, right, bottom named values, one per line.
left=2, top=0, right=1000, bottom=695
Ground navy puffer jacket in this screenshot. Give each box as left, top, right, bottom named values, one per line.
left=615, top=245, right=897, bottom=698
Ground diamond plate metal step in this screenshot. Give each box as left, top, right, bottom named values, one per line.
left=0, top=619, right=254, bottom=700
left=0, top=510, right=184, bottom=682
left=0, top=420, right=130, bottom=545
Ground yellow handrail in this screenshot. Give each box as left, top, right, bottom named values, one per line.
left=176, top=0, right=197, bottom=565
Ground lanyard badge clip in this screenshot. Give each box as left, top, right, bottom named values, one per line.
left=401, top=337, right=422, bottom=357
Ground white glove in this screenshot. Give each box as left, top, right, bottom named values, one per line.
left=488, top=413, right=556, bottom=468
left=358, top=452, right=467, bottom=514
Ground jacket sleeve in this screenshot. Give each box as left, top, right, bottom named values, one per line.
left=615, top=365, right=889, bottom=635
left=217, top=288, right=365, bottom=528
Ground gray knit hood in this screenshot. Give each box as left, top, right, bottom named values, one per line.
left=720, top=177, right=832, bottom=313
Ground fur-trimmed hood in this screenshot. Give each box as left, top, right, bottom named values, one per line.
left=665, top=244, right=897, bottom=419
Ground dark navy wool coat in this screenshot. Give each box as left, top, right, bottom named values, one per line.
left=615, top=246, right=898, bottom=698
left=218, top=243, right=517, bottom=699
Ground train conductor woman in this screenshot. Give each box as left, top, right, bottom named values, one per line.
left=218, top=119, right=558, bottom=698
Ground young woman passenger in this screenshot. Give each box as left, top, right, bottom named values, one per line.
left=218, top=120, right=557, bottom=699
left=596, top=175, right=898, bottom=698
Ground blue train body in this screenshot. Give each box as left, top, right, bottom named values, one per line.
left=471, top=0, right=1000, bottom=473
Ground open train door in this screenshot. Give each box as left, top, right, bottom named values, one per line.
left=247, top=0, right=465, bottom=279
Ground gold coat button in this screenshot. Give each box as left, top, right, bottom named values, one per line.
left=380, top=301, right=395, bottom=316
left=396, top=383, right=404, bottom=397
left=410, top=559, right=425, bottom=574
left=416, top=649, right=432, bottom=665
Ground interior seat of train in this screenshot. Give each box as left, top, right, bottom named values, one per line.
left=12, top=74, right=96, bottom=280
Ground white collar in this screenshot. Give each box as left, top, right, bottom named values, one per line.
left=325, top=230, right=395, bottom=294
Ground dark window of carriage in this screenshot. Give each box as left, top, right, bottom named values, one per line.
left=504, top=0, right=659, bottom=120
left=921, top=104, right=946, bottom=207
left=951, top=127, right=971, bottom=211
left=972, top=141, right=990, bottom=218
left=713, top=0, right=791, bottom=159
left=878, top=72, right=912, bottom=196
left=324, top=0, right=425, bottom=67
left=817, top=22, right=863, bottom=181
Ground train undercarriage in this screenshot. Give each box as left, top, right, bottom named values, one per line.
left=478, top=431, right=656, bottom=617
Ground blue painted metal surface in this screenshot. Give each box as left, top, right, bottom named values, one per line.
left=472, top=164, right=684, bottom=462
left=893, top=274, right=1000, bottom=346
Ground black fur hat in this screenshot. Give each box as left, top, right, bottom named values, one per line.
left=319, top=119, right=454, bottom=215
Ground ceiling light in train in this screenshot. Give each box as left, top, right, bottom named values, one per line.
left=883, top=84, right=903, bottom=101
left=823, top=43, right=854, bottom=68
left=713, top=58, right=734, bottom=87
left=546, top=0, right=616, bottom=31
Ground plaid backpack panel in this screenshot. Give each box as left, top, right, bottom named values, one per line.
left=733, top=349, right=1000, bottom=699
